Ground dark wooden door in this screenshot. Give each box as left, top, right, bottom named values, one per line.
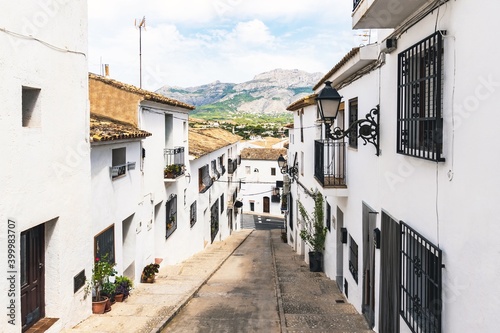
left=21, top=224, right=45, bottom=332
left=263, top=197, right=270, bottom=213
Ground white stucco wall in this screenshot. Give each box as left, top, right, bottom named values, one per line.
left=287, top=2, right=500, bottom=333
left=239, top=158, right=286, bottom=217
left=91, top=140, right=145, bottom=282
left=0, top=1, right=91, bottom=331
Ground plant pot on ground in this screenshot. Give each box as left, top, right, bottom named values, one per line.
left=141, top=263, right=160, bottom=283
left=86, top=253, right=116, bottom=314
left=114, top=275, right=133, bottom=300
left=91, top=296, right=108, bottom=314
left=298, top=190, right=327, bottom=272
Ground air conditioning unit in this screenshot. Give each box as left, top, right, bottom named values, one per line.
left=381, top=38, right=397, bottom=54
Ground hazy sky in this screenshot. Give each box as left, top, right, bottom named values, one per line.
left=88, top=0, right=364, bottom=90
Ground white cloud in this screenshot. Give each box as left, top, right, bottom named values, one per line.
left=88, top=0, right=358, bottom=89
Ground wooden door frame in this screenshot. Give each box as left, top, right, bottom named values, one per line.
left=21, top=224, right=45, bottom=332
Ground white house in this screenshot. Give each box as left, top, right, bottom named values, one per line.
left=286, top=1, right=500, bottom=333
left=0, top=1, right=91, bottom=331
left=89, top=73, right=195, bottom=271
left=89, top=115, right=152, bottom=283
left=239, top=147, right=287, bottom=217
left=188, top=127, right=242, bottom=248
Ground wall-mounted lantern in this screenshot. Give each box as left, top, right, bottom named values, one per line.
left=277, top=153, right=298, bottom=182
left=316, top=81, right=380, bottom=156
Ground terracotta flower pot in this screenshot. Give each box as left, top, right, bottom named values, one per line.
left=92, top=296, right=108, bottom=314
left=114, top=293, right=124, bottom=302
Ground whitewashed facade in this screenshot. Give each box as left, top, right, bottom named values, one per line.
left=89, top=74, right=194, bottom=272
left=89, top=115, right=152, bottom=285
left=287, top=1, right=500, bottom=332
left=187, top=128, right=242, bottom=249
left=240, top=148, right=287, bottom=217
left=0, top=1, right=91, bottom=331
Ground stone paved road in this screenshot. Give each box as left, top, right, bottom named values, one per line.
left=162, top=230, right=373, bottom=333
left=162, top=230, right=280, bottom=333
left=241, top=213, right=285, bottom=230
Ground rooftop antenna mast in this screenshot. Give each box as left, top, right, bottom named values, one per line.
left=135, top=16, right=146, bottom=88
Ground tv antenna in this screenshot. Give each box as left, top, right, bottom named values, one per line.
left=135, top=16, right=146, bottom=88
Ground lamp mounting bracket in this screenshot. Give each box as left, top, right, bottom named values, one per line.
left=325, top=105, right=380, bottom=156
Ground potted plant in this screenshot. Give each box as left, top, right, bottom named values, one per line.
left=101, top=281, right=117, bottom=304
left=87, top=254, right=116, bottom=314
left=164, top=164, right=182, bottom=178
left=114, top=275, right=133, bottom=301
left=298, top=190, right=327, bottom=272
left=141, top=263, right=160, bottom=283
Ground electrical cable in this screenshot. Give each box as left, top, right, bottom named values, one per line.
left=0, top=27, right=87, bottom=58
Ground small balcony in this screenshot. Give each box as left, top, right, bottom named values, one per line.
left=352, top=0, right=431, bottom=29
left=110, top=162, right=136, bottom=179
left=228, top=158, right=238, bottom=174
left=314, top=140, right=347, bottom=191
left=164, top=147, right=185, bottom=166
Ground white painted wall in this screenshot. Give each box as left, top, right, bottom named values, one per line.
left=0, top=1, right=91, bottom=331
left=139, top=103, right=191, bottom=267
left=240, top=158, right=285, bottom=217
left=90, top=140, right=145, bottom=282
left=288, top=2, right=500, bottom=333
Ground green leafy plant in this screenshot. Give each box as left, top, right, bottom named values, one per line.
left=141, top=263, right=160, bottom=282
left=298, top=190, right=327, bottom=253
left=114, top=275, right=133, bottom=298
left=87, top=254, right=116, bottom=301
left=164, top=164, right=183, bottom=178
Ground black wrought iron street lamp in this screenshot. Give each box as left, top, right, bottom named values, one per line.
left=316, top=81, right=380, bottom=156
left=277, top=154, right=298, bottom=181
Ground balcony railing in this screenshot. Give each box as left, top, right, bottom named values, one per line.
left=164, top=146, right=185, bottom=166
left=314, top=140, right=346, bottom=188
left=110, top=162, right=136, bottom=179
left=228, top=158, right=238, bottom=174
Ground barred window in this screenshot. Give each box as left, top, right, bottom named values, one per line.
left=349, top=236, right=358, bottom=283
left=397, top=31, right=445, bottom=161
left=166, top=195, right=177, bottom=239
left=400, top=222, right=442, bottom=333
left=190, top=201, right=197, bottom=227
left=94, top=225, right=115, bottom=263
left=211, top=199, right=219, bottom=243
left=348, top=99, right=358, bottom=149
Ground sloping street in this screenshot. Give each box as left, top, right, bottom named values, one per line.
left=162, top=230, right=373, bottom=333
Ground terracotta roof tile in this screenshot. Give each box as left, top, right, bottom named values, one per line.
left=240, top=148, right=287, bottom=161
left=189, top=127, right=242, bottom=159
left=89, top=73, right=195, bottom=110
left=90, top=114, right=152, bottom=143
left=286, top=93, right=317, bottom=111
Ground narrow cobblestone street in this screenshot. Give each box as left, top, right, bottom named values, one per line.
left=162, top=230, right=373, bottom=333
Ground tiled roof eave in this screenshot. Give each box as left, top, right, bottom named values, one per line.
left=89, top=73, right=195, bottom=111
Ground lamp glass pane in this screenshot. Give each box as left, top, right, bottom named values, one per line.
left=319, top=99, right=340, bottom=119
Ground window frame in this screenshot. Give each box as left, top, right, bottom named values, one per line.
left=349, top=235, right=359, bottom=283
left=166, top=195, right=178, bottom=239
left=397, top=31, right=445, bottom=162
left=348, top=98, right=358, bottom=149
left=94, top=225, right=115, bottom=264
left=400, top=221, right=442, bottom=333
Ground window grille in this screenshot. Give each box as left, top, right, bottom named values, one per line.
left=400, top=222, right=442, bottom=333
left=397, top=31, right=445, bottom=161
left=166, top=195, right=177, bottom=239
left=348, top=99, right=358, bottom=149
left=349, top=236, right=358, bottom=283
left=190, top=201, right=197, bottom=227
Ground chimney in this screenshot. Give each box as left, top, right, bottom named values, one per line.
left=104, top=64, right=110, bottom=77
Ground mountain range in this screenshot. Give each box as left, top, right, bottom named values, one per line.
left=156, top=69, right=323, bottom=116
